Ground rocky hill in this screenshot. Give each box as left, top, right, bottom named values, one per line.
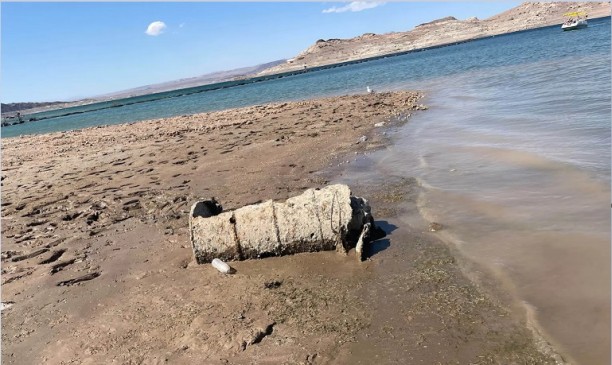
left=258, top=2, right=611, bottom=75
left=95, top=59, right=285, bottom=101
left=1, top=102, right=66, bottom=114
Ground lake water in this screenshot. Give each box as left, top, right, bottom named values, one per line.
left=341, top=19, right=610, bottom=365
left=4, top=17, right=610, bottom=365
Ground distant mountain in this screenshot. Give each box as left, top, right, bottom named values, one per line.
left=94, top=59, right=286, bottom=101
left=415, top=16, right=457, bottom=27
left=2, top=59, right=286, bottom=114
left=1, top=101, right=66, bottom=114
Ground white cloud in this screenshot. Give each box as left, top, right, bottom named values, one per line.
left=145, top=21, right=167, bottom=36
left=322, top=1, right=384, bottom=14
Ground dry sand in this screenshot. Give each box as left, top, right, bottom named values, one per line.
left=2, top=92, right=560, bottom=364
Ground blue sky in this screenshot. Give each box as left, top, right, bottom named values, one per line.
left=1, top=2, right=518, bottom=103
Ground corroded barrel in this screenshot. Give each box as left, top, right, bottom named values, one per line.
left=189, top=184, right=374, bottom=263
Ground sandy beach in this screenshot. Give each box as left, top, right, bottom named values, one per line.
left=1, top=92, right=562, bottom=364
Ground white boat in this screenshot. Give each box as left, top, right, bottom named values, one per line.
left=562, top=12, right=588, bottom=31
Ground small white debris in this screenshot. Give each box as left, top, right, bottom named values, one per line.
left=1, top=302, right=15, bottom=311
left=212, top=258, right=232, bottom=274
left=357, top=135, right=368, bottom=144
left=374, top=122, right=385, bottom=127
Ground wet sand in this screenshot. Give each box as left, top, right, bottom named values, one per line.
left=1, top=92, right=558, bottom=364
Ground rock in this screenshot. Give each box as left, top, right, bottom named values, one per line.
left=356, top=135, right=368, bottom=144
left=237, top=321, right=275, bottom=351
left=264, top=280, right=282, bottom=289
left=374, top=122, right=385, bottom=127
left=189, top=184, right=384, bottom=263
left=429, top=222, right=443, bottom=232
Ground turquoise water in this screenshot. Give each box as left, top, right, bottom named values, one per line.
left=3, top=17, right=611, bottom=364
left=3, top=18, right=610, bottom=140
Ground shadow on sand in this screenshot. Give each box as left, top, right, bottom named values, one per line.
left=365, top=220, right=398, bottom=259
left=375, top=220, right=398, bottom=235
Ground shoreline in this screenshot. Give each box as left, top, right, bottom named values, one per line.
left=325, top=106, right=570, bottom=364
left=414, top=194, right=570, bottom=364
left=5, top=14, right=609, bottom=131
left=1, top=92, right=559, bottom=363
left=340, top=85, right=609, bottom=363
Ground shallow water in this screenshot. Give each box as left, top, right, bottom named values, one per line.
left=338, top=20, right=611, bottom=365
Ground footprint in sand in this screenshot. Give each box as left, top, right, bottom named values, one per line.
left=38, top=249, right=66, bottom=265
left=11, top=248, right=50, bottom=262
left=56, top=272, right=101, bottom=286
left=50, top=259, right=77, bottom=274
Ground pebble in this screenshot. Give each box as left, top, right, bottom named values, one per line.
left=428, top=222, right=443, bottom=232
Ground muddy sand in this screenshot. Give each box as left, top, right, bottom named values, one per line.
left=2, top=92, right=560, bottom=364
